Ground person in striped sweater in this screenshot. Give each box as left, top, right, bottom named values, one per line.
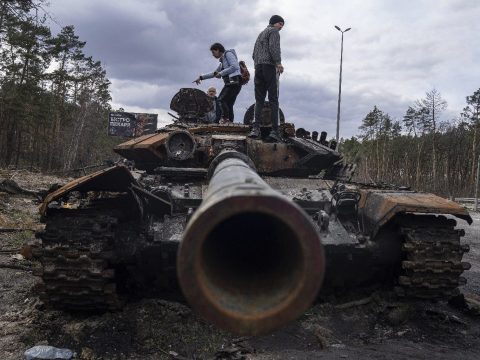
left=249, top=15, right=285, bottom=141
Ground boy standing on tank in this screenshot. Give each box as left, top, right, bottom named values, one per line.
left=249, top=15, right=285, bottom=141
left=193, top=43, right=242, bottom=123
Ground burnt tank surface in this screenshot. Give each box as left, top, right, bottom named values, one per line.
left=35, top=88, right=473, bottom=335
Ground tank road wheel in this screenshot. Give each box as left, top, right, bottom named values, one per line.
left=36, top=209, right=125, bottom=311
left=396, top=214, right=471, bottom=300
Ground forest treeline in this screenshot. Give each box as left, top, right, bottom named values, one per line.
left=341, top=88, right=480, bottom=197
left=0, top=0, right=120, bottom=172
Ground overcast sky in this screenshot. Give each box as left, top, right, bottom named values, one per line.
left=47, top=0, right=480, bottom=139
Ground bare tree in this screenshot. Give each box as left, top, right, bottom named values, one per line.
left=414, top=89, right=447, bottom=191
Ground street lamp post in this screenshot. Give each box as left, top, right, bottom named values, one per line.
left=334, top=25, right=351, bottom=143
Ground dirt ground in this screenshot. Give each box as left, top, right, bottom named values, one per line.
left=1, top=169, right=479, bottom=360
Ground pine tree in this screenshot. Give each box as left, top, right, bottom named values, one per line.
left=461, top=89, right=480, bottom=187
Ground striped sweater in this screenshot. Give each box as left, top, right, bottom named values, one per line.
left=252, top=25, right=281, bottom=66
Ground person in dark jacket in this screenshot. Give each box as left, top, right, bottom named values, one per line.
left=249, top=15, right=285, bottom=141
left=193, top=43, right=242, bottom=123
left=204, top=87, right=222, bottom=123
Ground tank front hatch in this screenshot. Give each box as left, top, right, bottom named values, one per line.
left=114, top=131, right=170, bottom=169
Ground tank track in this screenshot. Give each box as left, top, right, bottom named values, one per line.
left=35, top=209, right=123, bottom=311
left=396, top=214, right=471, bottom=299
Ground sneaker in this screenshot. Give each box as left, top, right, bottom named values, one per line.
left=248, top=126, right=260, bottom=139
left=267, top=130, right=282, bottom=142
left=219, top=118, right=231, bottom=124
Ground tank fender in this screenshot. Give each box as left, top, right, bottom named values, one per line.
left=39, top=166, right=138, bottom=215
left=358, top=190, right=472, bottom=237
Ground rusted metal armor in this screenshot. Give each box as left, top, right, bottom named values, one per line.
left=35, top=88, right=472, bottom=335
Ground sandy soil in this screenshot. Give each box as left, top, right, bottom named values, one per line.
left=1, top=170, right=479, bottom=360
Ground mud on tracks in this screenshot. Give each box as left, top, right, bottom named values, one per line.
left=1, top=169, right=480, bottom=359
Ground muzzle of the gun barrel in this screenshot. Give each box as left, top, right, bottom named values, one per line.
left=177, top=152, right=325, bottom=335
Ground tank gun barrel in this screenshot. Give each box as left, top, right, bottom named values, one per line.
left=177, top=151, right=325, bottom=335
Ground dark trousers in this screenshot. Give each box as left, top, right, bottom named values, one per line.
left=254, top=64, right=279, bottom=131
left=218, top=79, right=241, bottom=121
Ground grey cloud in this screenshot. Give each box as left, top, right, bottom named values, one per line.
left=51, top=0, right=260, bottom=83
left=47, top=0, right=480, bottom=139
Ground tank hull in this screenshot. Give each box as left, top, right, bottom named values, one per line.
left=34, top=88, right=472, bottom=335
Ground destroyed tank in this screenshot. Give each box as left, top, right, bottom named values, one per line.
left=35, top=88, right=472, bottom=335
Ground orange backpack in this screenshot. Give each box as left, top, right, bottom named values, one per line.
left=239, top=61, right=250, bottom=85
